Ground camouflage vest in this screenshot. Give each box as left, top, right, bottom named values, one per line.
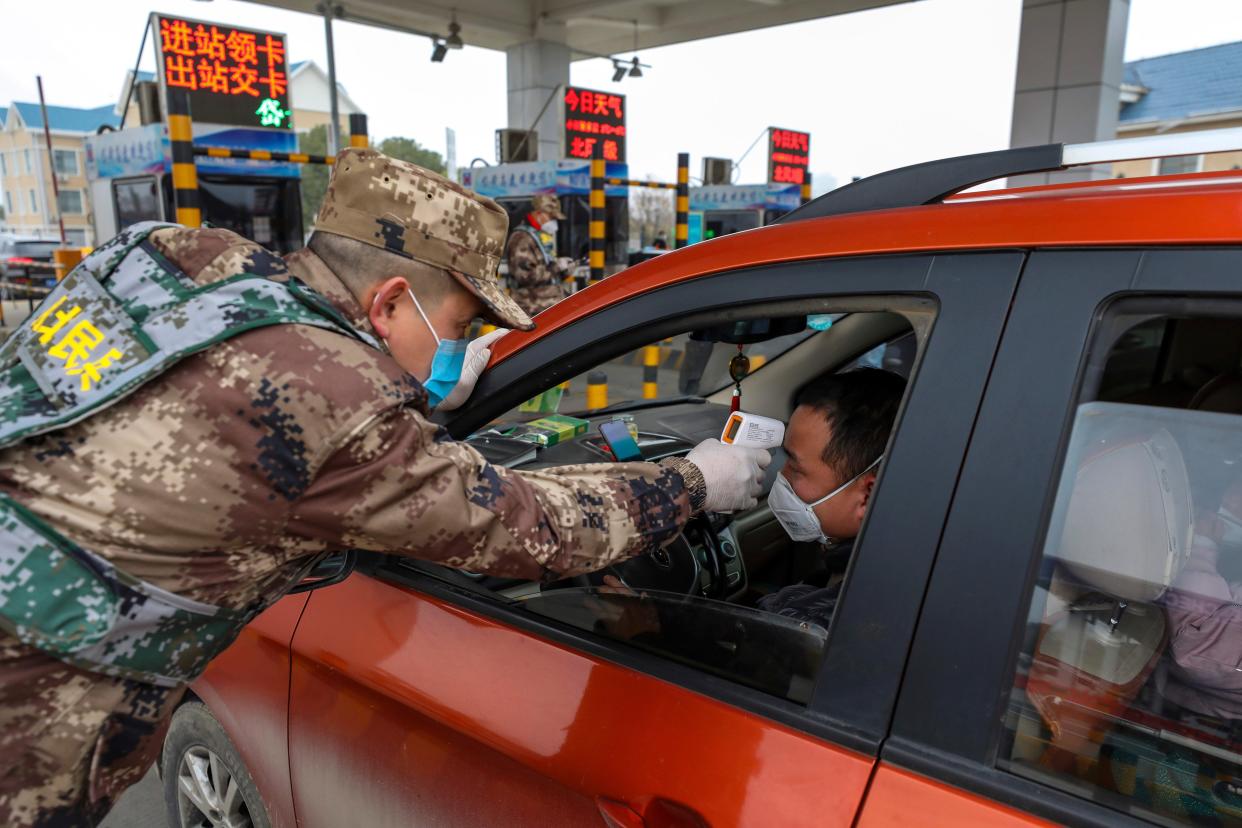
left=0, top=221, right=380, bottom=686
left=514, top=224, right=555, bottom=267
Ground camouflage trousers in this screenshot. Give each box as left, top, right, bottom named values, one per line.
left=0, top=637, right=182, bottom=827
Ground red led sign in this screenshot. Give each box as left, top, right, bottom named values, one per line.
left=768, top=127, right=811, bottom=185
left=154, top=15, right=292, bottom=129
left=564, top=86, right=626, bottom=162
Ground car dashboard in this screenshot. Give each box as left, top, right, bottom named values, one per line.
left=463, top=401, right=785, bottom=603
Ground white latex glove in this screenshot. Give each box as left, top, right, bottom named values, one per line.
left=684, top=438, right=772, bottom=513
left=436, top=328, right=508, bottom=411
left=555, top=257, right=577, bottom=273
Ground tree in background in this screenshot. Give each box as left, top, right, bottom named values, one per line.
left=376, top=137, right=445, bottom=174
left=298, top=128, right=447, bottom=236
left=628, top=184, right=674, bottom=248
left=298, top=124, right=330, bottom=233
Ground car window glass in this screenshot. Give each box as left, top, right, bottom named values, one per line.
left=489, top=318, right=823, bottom=425
left=459, top=305, right=923, bottom=707
left=1000, top=312, right=1242, bottom=826
left=523, top=588, right=828, bottom=704
left=13, top=241, right=58, bottom=258
left=840, top=330, right=918, bottom=379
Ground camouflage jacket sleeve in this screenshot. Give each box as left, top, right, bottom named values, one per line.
left=506, top=231, right=555, bottom=288
left=288, top=405, right=694, bottom=579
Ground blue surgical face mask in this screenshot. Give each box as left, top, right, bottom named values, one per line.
left=407, top=288, right=469, bottom=409
left=375, top=288, right=469, bottom=409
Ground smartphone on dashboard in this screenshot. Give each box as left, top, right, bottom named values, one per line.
left=598, top=419, right=643, bottom=462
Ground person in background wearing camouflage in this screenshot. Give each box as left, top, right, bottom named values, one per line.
left=0, top=149, right=770, bottom=826
left=506, top=193, right=576, bottom=316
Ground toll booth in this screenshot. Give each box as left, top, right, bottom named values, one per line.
left=86, top=123, right=305, bottom=254
left=87, top=14, right=307, bottom=252
left=461, top=159, right=630, bottom=273
left=687, top=182, right=802, bottom=243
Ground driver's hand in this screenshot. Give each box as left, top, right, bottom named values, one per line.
left=685, top=438, right=771, bottom=513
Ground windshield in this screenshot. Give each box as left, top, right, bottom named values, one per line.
left=11, top=241, right=58, bottom=259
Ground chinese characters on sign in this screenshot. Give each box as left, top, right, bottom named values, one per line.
left=155, top=15, right=292, bottom=130
left=767, top=128, right=811, bottom=185
left=564, top=86, right=626, bottom=162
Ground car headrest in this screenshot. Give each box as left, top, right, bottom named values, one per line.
left=1056, top=427, right=1193, bottom=602
left=1190, top=372, right=1242, bottom=415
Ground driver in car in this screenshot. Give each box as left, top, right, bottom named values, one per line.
left=760, top=368, right=906, bottom=627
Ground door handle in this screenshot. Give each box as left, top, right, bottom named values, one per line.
left=596, top=796, right=710, bottom=828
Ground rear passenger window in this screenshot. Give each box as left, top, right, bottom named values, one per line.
left=1001, top=308, right=1242, bottom=826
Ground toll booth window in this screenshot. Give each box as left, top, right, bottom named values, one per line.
left=1000, top=309, right=1242, bottom=826
left=114, top=177, right=163, bottom=229
left=196, top=176, right=303, bottom=255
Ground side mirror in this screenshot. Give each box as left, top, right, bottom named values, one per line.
left=288, top=550, right=357, bottom=594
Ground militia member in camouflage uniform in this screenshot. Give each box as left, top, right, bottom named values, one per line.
left=0, top=149, right=770, bottom=826
left=506, top=193, right=574, bottom=316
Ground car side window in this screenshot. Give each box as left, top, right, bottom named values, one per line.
left=474, top=307, right=927, bottom=707
left=491, top=322, right=819, bottom=423
left=1001, top=308, right=1242, bottom=826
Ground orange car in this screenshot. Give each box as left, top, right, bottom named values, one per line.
left=162, top=133, right=1242, bottom=827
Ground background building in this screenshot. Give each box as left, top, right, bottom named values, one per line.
left=0, top=59, right=363, bottom=247
left=1113, top=41, right=1242, bottom=177
left=0, top=102, right=119, bottom=244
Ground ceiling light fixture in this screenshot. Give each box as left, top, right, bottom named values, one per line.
left=431, top=38, right=448, bottom=62
left=612, top=60, right=627, bottom=82
left=628, top=20, right=643, bottom=78
left=446, top=17, right=463, bottom=49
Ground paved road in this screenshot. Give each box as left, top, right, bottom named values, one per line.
left=99, top=767, right=165, bottom=828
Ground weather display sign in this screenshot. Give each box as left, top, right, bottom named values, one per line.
left=768, top=128, right=810, bottom=185
left=154, top=15, right=293, bottom=130
left=564, top=86, right=626, bottom=162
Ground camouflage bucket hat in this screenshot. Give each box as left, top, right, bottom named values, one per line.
left=316, top=148, right=534, bottom=331
left=532, top=193, right=566, bottom=220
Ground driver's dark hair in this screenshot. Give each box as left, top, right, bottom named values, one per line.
left=795, top=368, right=906, bottom=481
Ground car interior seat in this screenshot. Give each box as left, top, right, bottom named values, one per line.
left=1189, top=371, right=1242, bottom=415
left=1020, top=428, right=1194, bottom=775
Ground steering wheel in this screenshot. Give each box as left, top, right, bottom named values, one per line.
left=570, top=513, right=730, bottom=597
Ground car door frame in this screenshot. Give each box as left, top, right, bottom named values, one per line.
left=881, top=246, right=1242, bottom=827
left=391, top=249, right=1025, bottom=753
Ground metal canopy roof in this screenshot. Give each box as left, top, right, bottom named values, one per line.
left=240, top=0, right=912, bottom=59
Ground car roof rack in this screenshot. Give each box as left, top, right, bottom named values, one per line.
left=778, top=126, right=1242, bottom=224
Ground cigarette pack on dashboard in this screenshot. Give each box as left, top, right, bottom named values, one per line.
left=508, top=415, right=590, bottom=447
left=527, top=414, right=590, bottom=445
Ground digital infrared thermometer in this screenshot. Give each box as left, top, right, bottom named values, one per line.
left=720, top=411, right=785, bottom=450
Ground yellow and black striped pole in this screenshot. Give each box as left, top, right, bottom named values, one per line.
left=801, top=171, right=812, bottom=205
left=166, top=89, right=201, bottom=228
left=605, top=178, right=675, bottom=190
left=675, top=152, right=689, bottom=249
left=589, top=142, right=606, bottom=286
left=586, top=371, right=608, bottom=410
left=349, top=113, right=368, bottom=149
left=197, top=146, right=334, bottom=165
left=642, top=345, right=660, bottom=399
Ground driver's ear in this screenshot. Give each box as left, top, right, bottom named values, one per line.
left=368, top=276, right=407, bottom=340
left=852, top=472, right=878, bottom=523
